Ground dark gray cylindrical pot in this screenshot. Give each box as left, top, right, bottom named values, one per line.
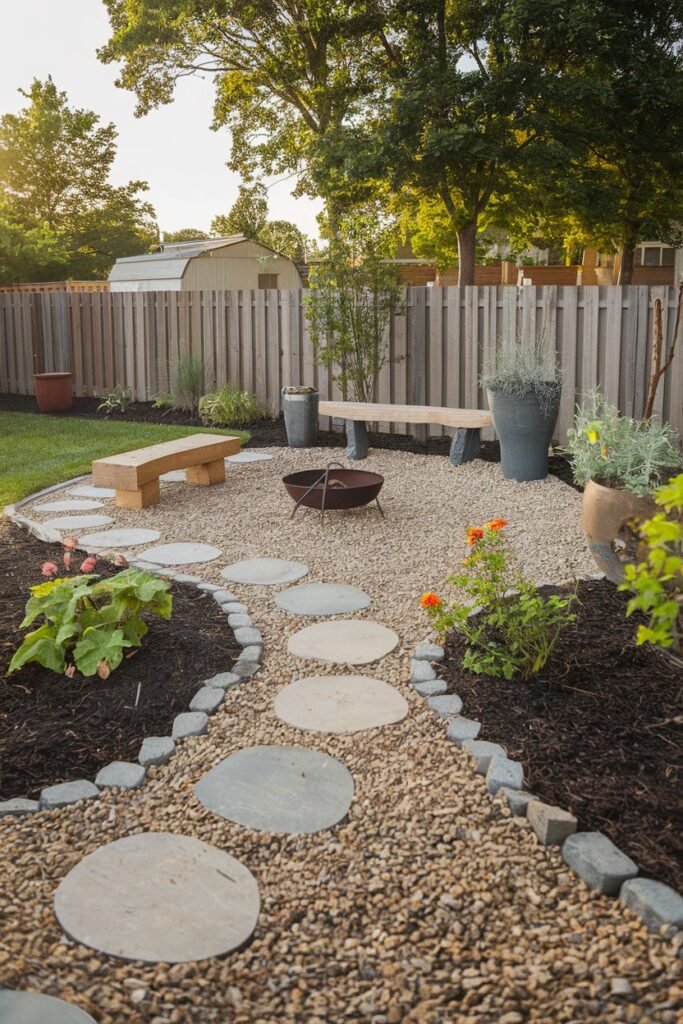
left=487, top=385, right=561, bottom=482
left=282, top=387, right=319, bottom=447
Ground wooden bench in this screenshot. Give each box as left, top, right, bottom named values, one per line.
left=318, top=401, right=492, bottom=465
left=92, top=433, right=242, bottom=509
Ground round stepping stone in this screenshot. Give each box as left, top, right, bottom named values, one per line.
left=275, top=675, right=408, bottom=734
left=42, top=514, right=114, bottom=531
left=139, top=542, right=221, bottom=565
left=226, top=452, right=273, bottom=463
left=288, top=620, right=399, bottom=665
left=33, top=499, right=103, bottom=513
left=77, top=528, right=161, bottom=549
left=54, top=832, right=260, bottom=963
left=275, top=582, right=371, bottom=617
left=160, top=470, right=186, bottom=483
left=221, top=557, right=308, bottom=586
left=70, top=485, right=116, bottom=499
left=195, top=745, right=354, bottom=834
left=0, top=990, right=97, bottom=1023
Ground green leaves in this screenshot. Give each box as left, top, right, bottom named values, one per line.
left=9, top=567, right=173, bottom=679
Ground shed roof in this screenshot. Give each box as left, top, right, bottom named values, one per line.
left=108, top=235, right=282, bottom=283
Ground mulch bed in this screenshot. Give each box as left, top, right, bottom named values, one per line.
left=0, top=525, right=240, bottom=800
left=0, top=392, right=580, bottom=490
left=441, top=577, right=683, bottom=891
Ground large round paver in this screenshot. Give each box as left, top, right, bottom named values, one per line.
left=138, top=542, right=221, bottom=565
left=0, top=990, right=97, bottom=1024
left=195, top=745, right=354, bottom=834
left=77, top=528, right=161, bottom=548
left=43, top=514, right=114, bottom=531
left=221, top=557, right=308, bottom=586
left=275, top=582, right=371, bottom=617
left=70, top=485, right=116, bottom=498
left=33, top=499, right=103, bottom=513
left=275, top=675, right=408, bottom=734
left=160, top=470, right=186, bottom=482
left=54, top=833, right=260, bottom=963
left=226, top=452, right=273, bottom=464
left=288, top=620, right=399, bottom=665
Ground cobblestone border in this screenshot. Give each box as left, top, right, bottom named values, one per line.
left=410, top=633, right=683, bottom=936
left=1, top=498, right=262, bottom=817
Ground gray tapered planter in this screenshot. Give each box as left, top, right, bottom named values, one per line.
left=282, top=386, right=319, bottom=448
left=487, top=385, right=561, bottom=482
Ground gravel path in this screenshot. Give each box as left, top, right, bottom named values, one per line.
left=2, top=449, right=681, bottom=1023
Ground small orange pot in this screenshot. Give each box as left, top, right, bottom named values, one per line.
left=582, top=479, right=657, bottom=583
left=33, top=372, right=73, bottom=414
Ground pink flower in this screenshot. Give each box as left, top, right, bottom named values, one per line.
left=80, top=556, right=97, bottom=573
left=96, top=660, right=111, bottom=680
left=63, top=552, right=72, bottom=570
left=41, top=561, right=59, bottom=577
left=65, top=664, right=76, bottom=679
left=62, top=536, right=78, bottom=551
left=113, top=554, right=129, bottom=568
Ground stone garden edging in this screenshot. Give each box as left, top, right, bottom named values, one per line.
left=1, top=498, right=262, bottom=818
left=410, top=636, right=683, bottom=936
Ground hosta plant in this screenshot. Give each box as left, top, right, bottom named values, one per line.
left=619, top=473, right=683, bottom=656
left=9, top=540, right=172, bottom=679
left=421, top=519, right=577, bottom=681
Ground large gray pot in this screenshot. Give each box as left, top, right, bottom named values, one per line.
left=282, top=386, right=319, bottom=447
left=487, top=385, right=561, bottom=482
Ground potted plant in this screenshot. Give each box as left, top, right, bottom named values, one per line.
left=565, top=394, right=682, bottom=582
left=481, top=342, right=562, bottom=482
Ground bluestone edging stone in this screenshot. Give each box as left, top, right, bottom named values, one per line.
left=172, top=712, right=209, bottom=739
left=228, top=613, right=253, bottom=629
left=234, top=626, right=263, bottom=647
left=497, top=788, right=535, bottom=817
left=138, top=736, right=176, bottom=767
left=445, top=716, right=481, bottom=746
left=411, top=659, right=437, bottom=683
left=39, top=780, right=100, bottom=810
left=413, top=641, right=444, bottom=662
left=204, top=672, right=242, bottom=690
left=462, top=739, right=507, bottom=774
left=486, top=755, right=524, bottom=795
left=0, top=798, right=40, bottom=818
left=414, top=679, right=448, bottom=698
left=527, top=800, right=577, bottom=846
left=562, top=832, right=638, bottom=896
left=427, top=694, right=463, bottom=719
left=95, top=761, right=146, bottom=789
left=620, top=878, right=683, bottom=932
left=189, top=687, right=225, bottom=714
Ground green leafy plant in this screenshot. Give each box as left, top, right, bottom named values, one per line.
left=97, top=383, right=132, bottom=416
left=9, top=541, right=172, bottom=679
left=152, top=392, right=174, bottom=411
left=481, top=339, right=562, bottom=414
left=199, top=386, right=265, bottom=426
left=421, top=518, right=577, bottom=681
left=565, top=393, right=682, bottom=496
left=170, top=352, right=205, bottom=414
left=619, top=473, right=683, bottom=656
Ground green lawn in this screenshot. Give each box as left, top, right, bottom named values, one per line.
left=0, top=412, right=249, bottom=508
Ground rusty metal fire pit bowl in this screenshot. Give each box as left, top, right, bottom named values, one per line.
left=283, top=462, right=385, bottom=521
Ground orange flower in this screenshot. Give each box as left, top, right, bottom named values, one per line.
left=421, top=592, right=442, bottom=609
left=466, top=527, right=485, bottom=546
left=486, top=517, right=508, bottom=532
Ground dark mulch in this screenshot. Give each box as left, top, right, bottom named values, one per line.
left=0, top=392, right=579, bottom=490
left=0, top=525, right=240, bottom=800
left=441, top=578, right=683, bottom=890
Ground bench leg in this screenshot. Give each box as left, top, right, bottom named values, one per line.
left=449, top=428, right=481, bottom=466
left=346, top=420, right=369, bottom=460
left=186, top=458, right=226, bottom=486
left=115, top=479, right=160, bottom=510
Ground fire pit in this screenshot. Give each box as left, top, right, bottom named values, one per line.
left=283, top=462, right=385, bottom=521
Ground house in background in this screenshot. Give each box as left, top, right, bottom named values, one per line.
left=108, top=235, right=302, bottom=292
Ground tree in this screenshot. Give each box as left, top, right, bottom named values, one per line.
left=0, top=78, right=158, bottom=280
left=306, top=204, right=402, bottom=403
left=211, top=183, right=309, bottom=260
left=162, top=228, right=209, bottom=243
left=0, top=205, right=69, bottom=285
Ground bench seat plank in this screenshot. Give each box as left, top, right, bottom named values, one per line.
left=319, top=401, right=491, bottom=430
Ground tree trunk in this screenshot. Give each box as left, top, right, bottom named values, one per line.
left=617, top=241, right=636, bottom=285
left=457, top=221, right=477, bottom=286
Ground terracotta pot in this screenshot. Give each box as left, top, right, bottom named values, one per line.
left=33, top=372, right=73, bottom=414
left=582, top=479, right=657, bottom=583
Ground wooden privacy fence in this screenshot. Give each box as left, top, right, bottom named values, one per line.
left=1, top=285, right=681, bottom=443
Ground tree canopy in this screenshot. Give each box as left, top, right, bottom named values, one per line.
left=162, top=227, right=209, bottom=243
left=0, top=77, right=158, bottom=283
left=211, top=183, right=309, bottom=261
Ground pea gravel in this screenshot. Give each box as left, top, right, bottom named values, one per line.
left=2, top=448, right=681, bottom=1024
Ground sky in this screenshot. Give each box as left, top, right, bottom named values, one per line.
left=0, top=1, right=322, bottom=238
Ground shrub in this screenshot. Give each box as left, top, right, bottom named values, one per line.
left=152, top=393, right=174, bottom=411
left=480, top=340, right=562, bottom=414
left=97, top=383, right=132, bottom=416
left=421, top=519, right=577, bottom=681
left=620, top=473, right=683, bottom=657
left=9, top=541, right=172, bottom=679
left=564, top=393, right=682, bottom=495
left=170, top=352, right=205, bottom=413
left=199, top=386, right=265, bottom=426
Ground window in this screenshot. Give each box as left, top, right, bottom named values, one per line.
left=258, top=273, right=278, bottom=289
left=638, top=244, right=677, bottom=267
left=643, top=247, right=660, bottom=266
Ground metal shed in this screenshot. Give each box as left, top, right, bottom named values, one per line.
left=108, top=235, right=302, bottom=292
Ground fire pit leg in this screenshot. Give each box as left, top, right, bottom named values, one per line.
left=346, top=420, right=369, bottom=460
left=449, top=428, right=481, bottom=466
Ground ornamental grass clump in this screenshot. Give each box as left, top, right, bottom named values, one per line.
left=9, top=538, right=172, bottom=679
left=421, top=519, right=577, bottom=681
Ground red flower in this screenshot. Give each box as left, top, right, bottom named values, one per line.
left=466, top=527, right=485, bottom=546
left=486, top=517, right=508, bottom=532
left=80, top=556, right=97, bottom=573
left=41, top=561, right=59, bottom=577
left=421, top=592, right=442, bottom=609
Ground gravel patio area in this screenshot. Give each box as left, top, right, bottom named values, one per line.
left=2, top=447, right=682, bottom=1023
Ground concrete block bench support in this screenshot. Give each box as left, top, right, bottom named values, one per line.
left=319, top=401, right=491, bottom=465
